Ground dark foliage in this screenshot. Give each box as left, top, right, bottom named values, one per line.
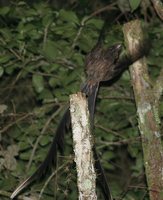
left=0, top=1, right=162, bottom=199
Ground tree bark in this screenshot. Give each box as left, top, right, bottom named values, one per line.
left=150, top=0, right=163, bottom=21
left=70, top=92, right=97, bottom=200
left=123, top=20, right=163, bottom=200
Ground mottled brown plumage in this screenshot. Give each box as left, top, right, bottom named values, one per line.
left=82, top=43, right=122, bottom=123
left=85, top=44, right=122, bottom=83
left=84, top=42, right=123, bottom=126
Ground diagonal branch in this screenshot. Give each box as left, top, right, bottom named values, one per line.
left=150, top=0, right=163, bottom=21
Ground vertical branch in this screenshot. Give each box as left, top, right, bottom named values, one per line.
left=70, top=92, right=97, bottom=200
left=123, top=20, right=163, bottom=200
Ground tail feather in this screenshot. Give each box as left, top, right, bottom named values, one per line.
left=10, top=108, right=70, bottom=199
left=82, top=82, right=112, bottom=200
left=11, top=82, right=112, bottom=200
left=81, top=82, right=99, bottom=123
left=94, top=147, right=112, bottom=200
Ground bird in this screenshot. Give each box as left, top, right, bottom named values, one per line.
left=10, top=40, right=124, bottom=200
left=10, top=21, right=148, bottom=200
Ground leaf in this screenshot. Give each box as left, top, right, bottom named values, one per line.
left=32, top=74, right=45, bottom=93
left=59, top=9, right=79, bottom=24
left=42, top=40, right=60, bottom=60
left=39, top=135, right=51, bottom=146
left=0, top=176, right=17, bottom=190
left=19, top=141, right=31, bottom=151
left=0, top=104, right=7, bottom=114
left=0, top=55, right=11, bottom=64
left=7, top=145, right=19, bottom=157
left=0, top=28, right=12, bottom=41
left=54, top=24, right=76, bottom=40
left=129, top=0, right=141, bottom=12
left=5, top=65, right=16, bottom=75
left=19, top=151, right=31, bottom=160
left=49, top=77, right=59, bottom=88
left=54, top=88, right=68, bottom=101
left=0, top=66, right=4, bottom=77
left=42, top=13, right=53, bottom=26
left=38, top=88, right=54, bottom=100
left=72, top=53, right=84, bottom=66
left=86, top=18, right=103, bottom=29
left=0, top=6, right=10, bottom=16
left=102, top=151, right=115, bottom=160
left=1, top=145, right=19, bottom=171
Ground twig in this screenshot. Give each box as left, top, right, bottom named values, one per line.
left=98, top=136, right=142, bottom=147
left=1, top=112, right=34, bottom=118
left=71, top=17, right=87, bottom=49
left=4, top=70, right=23, bottom=101
left=0, top=190, right=11, bottom=198
left=89, top=3, right=117, bottom=19
left=39, top=161, right=70, bottom=199
left=98, top=95, right=134, bottom=101
left=0, top=113, right=33, bottom=134
left=71, top=3, right=117, bottom=49
left=43, top=23, right=50, bottom=48
left=21, top=67, right=58, bottom=78
left=95, top=124, right=125, bottom=138
left=8, top=48, right=22, bottom=60
left=128, top=185, right=160, bottom=193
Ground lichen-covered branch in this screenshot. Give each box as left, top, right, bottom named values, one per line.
left=123, top=20, right=163, bottom=200
left=70, top=92, right=97, bottom=200
left=150, top=0, right=163, bottom=21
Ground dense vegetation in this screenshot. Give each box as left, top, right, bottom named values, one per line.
left=0, top=1, right=162, bottom=200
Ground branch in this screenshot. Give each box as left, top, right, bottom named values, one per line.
left=150, top=0, right=163, bottom=21
left=70, top=92, right=97, bottom=200
left=71, top=3, right=117, bottom=49
left=123, top=20, right=163, bottom=200
left=26, top=106, right=63, bottom=170
left=0, top=113, right=33, bottom=134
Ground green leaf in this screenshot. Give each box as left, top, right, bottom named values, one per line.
left=0, top=176, right=17, bottom=190
left=49, top=77, right=59, bottom=88
left=129, top=0, right=141, bottom=12
left=19, top=151, right=31, bottom=160
left=38, top=89, right=54, bottom=100
left=0, top=28, right=12, bottom=41
left=86, top=18, right=103, bottom=29
left=0, top=66, right=4, bottom=77
left=0, top=6, right=10, bottom=15
left=39, top=135, right=51, bottom=146
left=0, top=55, right=11, bottom=64
left=43, top=40, right=60, bottom=60
left=5, top=65, right=16, bottom=75
left=59, top=9, right=79, bottom=24
left=18, top=141, right=30, bottom=151
left=32, top=74, right=45, bottom=93
left=42, top=13, right=53, bottom=26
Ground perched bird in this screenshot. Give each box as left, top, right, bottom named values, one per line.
left=11, top=22, right=147, bottom=200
